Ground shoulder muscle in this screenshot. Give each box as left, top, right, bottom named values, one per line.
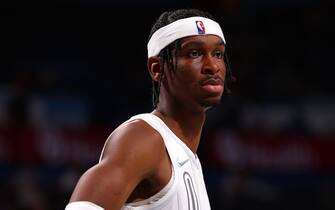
left=69, top=119, right=166, bottom=210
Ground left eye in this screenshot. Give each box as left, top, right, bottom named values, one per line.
left=214, top=51, right=224, bottom=59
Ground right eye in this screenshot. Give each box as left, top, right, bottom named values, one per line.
left=189, top=50, right=202, bottom=58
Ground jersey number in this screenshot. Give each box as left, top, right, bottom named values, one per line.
left=183, top=172, right=199, bottom=210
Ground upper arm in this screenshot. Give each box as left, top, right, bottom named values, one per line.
left=68, top=120, right=165, bottom=210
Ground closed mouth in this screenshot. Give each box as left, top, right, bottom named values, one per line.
left=200, top=77, right=224, bottom=86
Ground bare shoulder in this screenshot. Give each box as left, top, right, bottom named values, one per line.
left=68, top=119, right=166, bottom=210
left=101, top=119, right=166, bottom=169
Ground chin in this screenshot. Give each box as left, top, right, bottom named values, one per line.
left=200, top=97, right=222, bottom=109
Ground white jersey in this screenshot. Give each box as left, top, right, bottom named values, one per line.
left=100, top=113, right=211, bottom=210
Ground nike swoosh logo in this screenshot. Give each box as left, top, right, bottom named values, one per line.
left=178, top=159, right=189, bottom=167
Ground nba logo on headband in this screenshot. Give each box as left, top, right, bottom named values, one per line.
left=148, top=17, right=225, bottom=57
left=195, top=20, right=205, bottom=34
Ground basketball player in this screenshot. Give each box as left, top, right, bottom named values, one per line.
left=65, top=8, right=232, bottom=210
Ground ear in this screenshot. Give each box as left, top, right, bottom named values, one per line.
left=147, top=56, right=161, bottom=82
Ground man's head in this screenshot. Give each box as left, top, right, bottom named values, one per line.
left=147, top=9, right=232, bottom=110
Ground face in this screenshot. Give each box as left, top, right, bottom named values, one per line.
left=162, top=34, right=227, bottom=111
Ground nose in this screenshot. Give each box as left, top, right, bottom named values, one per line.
left=201, top=55, right=220, bottom=75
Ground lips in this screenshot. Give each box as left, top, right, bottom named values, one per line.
left=201, top=78, right=223, bottom=86
left=200, top=77, right=224, bottom=94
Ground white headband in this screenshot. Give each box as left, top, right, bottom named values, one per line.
left=147, top=16, right=225, bottom=58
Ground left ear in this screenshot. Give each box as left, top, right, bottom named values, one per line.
left=147, top=56, right=161, bottom=82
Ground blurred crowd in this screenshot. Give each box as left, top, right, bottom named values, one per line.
left=1, top=1, right=334, bottom=210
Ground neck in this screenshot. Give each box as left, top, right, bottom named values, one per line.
left=153, top=105, right=206, bottom=153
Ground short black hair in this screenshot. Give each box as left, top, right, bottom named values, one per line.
left=148, top=9, right=233, bottom=108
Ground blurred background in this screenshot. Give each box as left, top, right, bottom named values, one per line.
left=1, top=0, right=334, bottom=209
